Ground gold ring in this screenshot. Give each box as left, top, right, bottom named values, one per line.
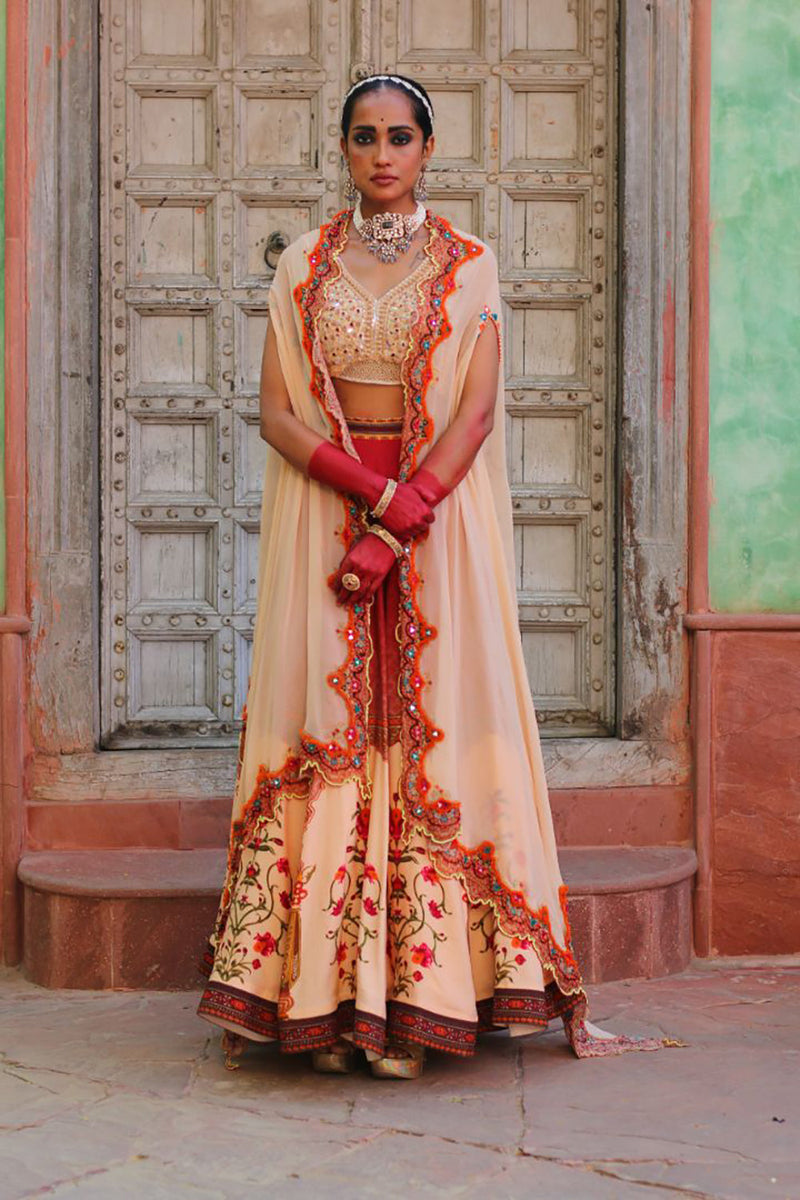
left=342, top=572, right=360, bottom=591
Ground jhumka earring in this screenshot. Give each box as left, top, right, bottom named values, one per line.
left=413, top=165, right=428, bottom=202
left=343, top=163, right=358, bottom=203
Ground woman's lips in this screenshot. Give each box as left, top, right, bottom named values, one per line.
left=371, top=175, right=398, bottom=184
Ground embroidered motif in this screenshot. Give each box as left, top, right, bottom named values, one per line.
left=395, top=214, right=484, bottom=845
left=316, top=256, right=434, bottom=385
left=477, top=305, right=502, bottom=351
left=293, top=214, right=378, bottom=792
left=478, top=982, right=582, bottom=1030
left=297, top=583, right=373, bottom=792
left=209, top=757, right=305, bottom=956
left=209, top=826, right=291, bottom=984
left=432, top=841, right=584, bottom=996
left=197, top=981, right=583, bottom=1058
left=323, top=801, right=383, bottom=986
left=387, top=814, right=452, bottom=998
left=293, top=213, right=355, bottom=453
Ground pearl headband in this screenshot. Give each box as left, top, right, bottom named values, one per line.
left=343, top=74, right=434, bottom=130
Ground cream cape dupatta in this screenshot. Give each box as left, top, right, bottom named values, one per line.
left=208, top=209, right=586, bottom=1012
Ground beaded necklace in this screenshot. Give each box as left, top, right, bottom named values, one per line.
left=352, top=199, right=427, bottom=264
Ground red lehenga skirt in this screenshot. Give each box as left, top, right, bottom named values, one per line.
left=197, top=416, right=584, bottom=1058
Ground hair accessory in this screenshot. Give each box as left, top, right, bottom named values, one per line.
left=344, top=75, right=434, bottom=129
left=353, top=197, right=427, bottom=263
left=371, top=478, right=397, bottom=520
left=367, top=524, right=406, bottom=559
left=342, top=572, right=361, bottom=591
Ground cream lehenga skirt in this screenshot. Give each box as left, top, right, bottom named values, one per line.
left=197, top=418, right=582, bottom=1058
left=197, top=416, right=675, bottom=1063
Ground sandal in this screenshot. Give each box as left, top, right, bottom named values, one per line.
left=370, top=1040, right=425, bottom=1080
left=311, top=1038, right=358, bottom=1074
left=221, top=1030, right=248, bottom=1071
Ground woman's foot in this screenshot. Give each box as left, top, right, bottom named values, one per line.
left=370, top=1040, right=425, bottom=1079
left=221, top=1030, right=248, bottom=1071
left=311, top=1038, right=358, bottom=1074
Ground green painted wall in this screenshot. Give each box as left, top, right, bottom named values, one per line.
left=708, top=0, right=800, bottom=611
left=0, top=0, right=5, bottom=614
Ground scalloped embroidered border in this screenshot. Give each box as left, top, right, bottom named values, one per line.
left=395, top=215, right=483, bottom=843
left=431, top=842, right=584, bottom=996
left=292, top=212, right=373, bottom=788
left=390, top=217, right=586, bottom=998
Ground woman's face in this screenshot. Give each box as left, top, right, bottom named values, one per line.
left=341, top=86, right=433, bottom=209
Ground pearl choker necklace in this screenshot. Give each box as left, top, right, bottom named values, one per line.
left=352, top=199, right=427, bottom=264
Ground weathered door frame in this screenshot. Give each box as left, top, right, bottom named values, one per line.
left=22, top=0, right=691, bottom=809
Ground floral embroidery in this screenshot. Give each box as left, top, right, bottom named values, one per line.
left=210, top=757, right=306, bottom=954
left=253, top=931, right=276, bottom=958
left=470, top=909, right=536, bottom=986
left=410, top=943, right=434, bottom=969
left=386, top=800, right=452, bottom=998
left=323, top=801, right=384, bottom=987
left=209, top=824, right=290, bottom=983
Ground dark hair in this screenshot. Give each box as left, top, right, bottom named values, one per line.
left=341, top=74, right=434, bottom=144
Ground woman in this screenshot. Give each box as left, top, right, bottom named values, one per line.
left=197, top=74, right=675, bottom=1077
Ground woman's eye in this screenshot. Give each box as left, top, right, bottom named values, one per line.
left=392, top=135, right=411, bottom=145
left=353, top=133, right=372, bottom=144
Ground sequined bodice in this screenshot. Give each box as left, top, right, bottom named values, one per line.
left=317, top=256, right=433, bottom=385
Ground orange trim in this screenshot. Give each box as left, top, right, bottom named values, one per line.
left=293, top=212, right=374, bottom=785
left=397, top=216, right=483, bottom=839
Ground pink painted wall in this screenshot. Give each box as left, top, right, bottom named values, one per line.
left=709, top=633, right=800, bottom=954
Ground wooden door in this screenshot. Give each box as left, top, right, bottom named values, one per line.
left=100, top=0, right=615, bottom=746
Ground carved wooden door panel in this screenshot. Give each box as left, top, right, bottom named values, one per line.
left=100, top=0, right=351, bottom=745
left=376, top=0, right=616, bottom=735
left=101, top=0, right=615, bottom=746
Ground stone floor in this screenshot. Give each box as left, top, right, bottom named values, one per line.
left=0, top=959, right=798, bottom=1199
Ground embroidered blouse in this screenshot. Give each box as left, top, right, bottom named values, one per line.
left=317, top=256, right=434, bottom=386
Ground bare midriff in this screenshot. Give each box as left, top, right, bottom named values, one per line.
left=332, top=378, right=405, bottom=423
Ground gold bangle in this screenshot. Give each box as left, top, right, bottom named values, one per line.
left=371, top=478, right=397, bottom=520
left=367, top=523, right=405, bottom=559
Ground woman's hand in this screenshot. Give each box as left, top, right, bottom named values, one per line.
left=330, top=534, right=398, bottom=606
left=379, top=482, right=435, bottom=541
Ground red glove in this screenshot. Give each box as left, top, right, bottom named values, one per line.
left=408, top=466, right=451, bottom=508
left=308, top=441, right=433, bottom=540
left=330, top=533, right=396, bottom=606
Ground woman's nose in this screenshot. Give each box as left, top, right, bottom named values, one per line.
left=373, top=139, right=393, bottom=164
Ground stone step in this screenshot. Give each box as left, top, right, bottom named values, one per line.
left=17, top=846, right=697, bottom=990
